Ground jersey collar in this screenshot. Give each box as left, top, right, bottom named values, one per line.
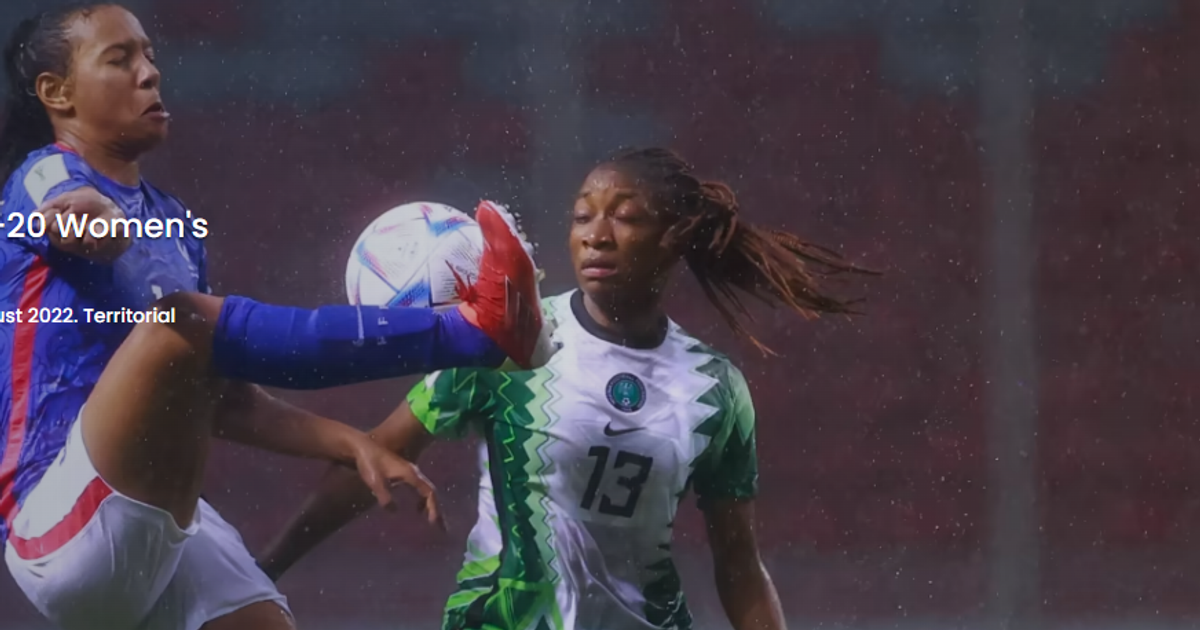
left=570, top=290, right=668, bottom=350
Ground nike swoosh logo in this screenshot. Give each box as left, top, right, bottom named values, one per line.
left=604, top=423, right=644, bottom=437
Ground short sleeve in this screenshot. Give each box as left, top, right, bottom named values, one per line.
left=406, top=368, right=495, bottom=439
left=2, top=152, right=95, bottom=256
left=691, top=365, right=759, bottom=509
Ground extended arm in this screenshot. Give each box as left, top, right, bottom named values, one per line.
left=255, top=399, right=435, bottom=580
left=212, top=382, right=440, bottom=521
left=212, top=381, right=368, bottom=466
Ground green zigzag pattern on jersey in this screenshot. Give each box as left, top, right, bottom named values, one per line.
left=447, top=551, right=501, bottom=611
left=636, top=337, right=728, bottom=629
left=452, top=366, right=564, bottom=628
left=444, top=581, right=559, bottom=630
left=682, top=339, right=731, bottom=498
left=443, top=294, right=570, bottom=630
left=412, top=369, right=489, bottom=438
left=695, top=347, right=756, bottom=502
left=527, top=292, right=565, bottom=587
left=539, top=294, right=562, bottom=325
left=532, top=379, right=566, bottom=581
left=508, top=367, right=563, bottom=587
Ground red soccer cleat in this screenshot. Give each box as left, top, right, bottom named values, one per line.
left=454, top=200, right=556, bottom=370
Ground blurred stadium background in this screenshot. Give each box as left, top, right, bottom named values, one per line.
left=2, top=0, right=1197, bottom=628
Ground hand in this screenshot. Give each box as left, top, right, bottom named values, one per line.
left=37, top=187, right=132, bottom=263
left=349, top=433, right=445, bottom=530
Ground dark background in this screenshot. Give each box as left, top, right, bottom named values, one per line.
left=2, top=0, right=1197, bottom=628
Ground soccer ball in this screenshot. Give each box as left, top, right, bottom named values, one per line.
left=345, top=202, right=483, bottom=310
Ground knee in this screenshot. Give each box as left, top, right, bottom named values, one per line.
left=151, top=291, right=217, bottom=320
left=137, top=292, right=224, bottom=349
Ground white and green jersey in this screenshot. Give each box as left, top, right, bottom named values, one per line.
left=407, top=290, right=758, bottom=630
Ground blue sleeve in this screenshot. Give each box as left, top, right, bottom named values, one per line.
left=1, top=152, right=96, bottom=257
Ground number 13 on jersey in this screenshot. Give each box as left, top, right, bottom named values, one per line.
left=580, top=446, right=654, bottom=519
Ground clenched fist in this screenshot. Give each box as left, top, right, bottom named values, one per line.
left=36, top=187, right=132, bottom=263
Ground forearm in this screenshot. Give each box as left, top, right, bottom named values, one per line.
left=259, top=462, right=378, bottom=579
left=258, top=403, right=433, bottom=579
left=716, top=559, right=787, bottom=630
left=214, top=384, right=383, bottom=578
left=212, top=382, right=358, bottom=466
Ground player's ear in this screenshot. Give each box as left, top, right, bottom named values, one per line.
left=36, top=72, right=73, bottom=115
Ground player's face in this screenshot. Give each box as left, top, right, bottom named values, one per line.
left=569, top=166, right=677, bottom=301
left=62, top=6, right=167, bottom=152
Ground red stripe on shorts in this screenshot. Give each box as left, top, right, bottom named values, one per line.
left=9, top=476, right=114, bottom=560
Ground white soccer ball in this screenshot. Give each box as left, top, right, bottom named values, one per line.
left=345, top=202, right=483, bottom=310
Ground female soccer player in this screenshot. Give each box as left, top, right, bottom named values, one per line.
left=260, top=147, right=879, bottom=630
left=0, top=4, right=551, bottom=630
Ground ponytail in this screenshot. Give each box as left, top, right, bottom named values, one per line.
left=0, top=19, right=51, bottom=183
left=606, top=147, right=880, bottom=353
left=1, top=4, right=109, bottom=183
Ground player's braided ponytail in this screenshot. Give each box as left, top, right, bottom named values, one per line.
left=605, top=147, right=880, bottom=353
left=1, top=4, right=110, bottom=183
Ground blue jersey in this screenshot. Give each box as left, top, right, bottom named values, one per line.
left=0, top=144, right=209, bottom=543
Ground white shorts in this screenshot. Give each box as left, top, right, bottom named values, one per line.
left=4, top=417, right=290, bottom=630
